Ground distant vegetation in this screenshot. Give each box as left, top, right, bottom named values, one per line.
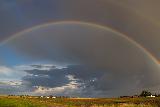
left=140, top=90, right=152, bottom=97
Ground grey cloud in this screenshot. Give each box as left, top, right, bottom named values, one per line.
left=23, top=69, right=69, bottom=88
left=21, top=65, right=106, bottom=97
left=0, top=82, right=31, bottom=95
left=6, top=23, right=160, bottom=96
left=30, top=64, right=56, bottom=70
left=20, top=64, right=160, bottom=97
left=31, top=64, right=55, bottom=68
left=1, top=0, right=160, bottom=97
left=0, top=0, right=160, bottom=61
left=60, top=0, right=160, bottom=60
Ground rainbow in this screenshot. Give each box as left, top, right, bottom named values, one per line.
left=1, top=21, right=159, bottom=65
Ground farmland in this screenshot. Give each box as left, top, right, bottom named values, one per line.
left=0, top=96, right=160, bottom=107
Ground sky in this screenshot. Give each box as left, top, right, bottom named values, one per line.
left=0, top=0, right=160, bottom=97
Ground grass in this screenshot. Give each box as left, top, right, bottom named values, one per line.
left=0, top=97, right=47, bottom=107
left=0, top=96, right=159, bottom=107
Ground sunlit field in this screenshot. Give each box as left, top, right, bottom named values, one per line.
left=0, top=96, right=160, bottom=107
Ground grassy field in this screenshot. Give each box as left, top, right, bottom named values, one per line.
left=0, top=96, right=160, bottom=107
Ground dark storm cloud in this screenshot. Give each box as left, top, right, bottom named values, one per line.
left=1, top=0, right=160, bottom=97
left=21, top=64, right=108, bottom=97
left=23, top=64, right=104, bottom=89
left=59, top=0, right=160, bottom=60
left=21, top=64, right=160, bottom=97
left=23, top=68, right=69, bottom=88
left=0, top=0, right=62, bottom=41
left=0, top=0, right=160, bottom=60
left=6, top=23, right=160, bottom=96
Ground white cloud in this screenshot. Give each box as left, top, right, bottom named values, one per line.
left=0, top=66, right=27, bottom=81
left=15, top=64, right=66, bottom=71
left=0, top=80, right=22, bottom=86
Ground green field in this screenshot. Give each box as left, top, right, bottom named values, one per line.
left=0, top=96, right=160, bottom=107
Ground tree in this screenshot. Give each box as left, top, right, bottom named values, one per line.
left=140, top=90, right=152, bottom=97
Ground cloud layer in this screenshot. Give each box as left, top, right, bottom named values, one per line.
left=3, top=23, right=160, bottom=97
left=0, top=0, right=160, bottom=97
left=0, top=0, right=160, bottom=60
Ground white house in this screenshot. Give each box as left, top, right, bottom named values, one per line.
left=147, top=95, right=155, bottom=97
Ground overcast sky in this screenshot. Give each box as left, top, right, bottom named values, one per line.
left=0, top=0, right=160, bottom=97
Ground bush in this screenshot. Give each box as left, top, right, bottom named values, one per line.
left=140, top=90, right=152, bottom=97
